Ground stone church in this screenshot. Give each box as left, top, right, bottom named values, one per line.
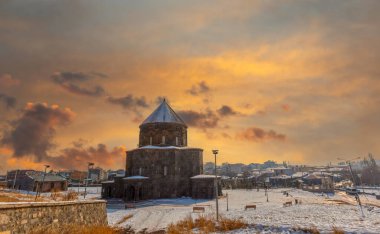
left=102, top=99, right=220, bottom=201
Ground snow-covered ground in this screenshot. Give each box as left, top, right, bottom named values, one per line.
left=2, top=187, right=380, bottom=233
left=107, top=189, right=380, bottom=233
left=67, top=186, right=102, bottom=200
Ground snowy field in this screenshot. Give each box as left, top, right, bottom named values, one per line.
left=106, top=189, right=380, bottom=233
left=2, top=187, right=380, bottom=233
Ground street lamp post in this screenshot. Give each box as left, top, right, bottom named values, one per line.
left=12, top=169, right=19, bottom=190
left=35, top=165, right=50, bottom=200
left=212, top=149, right=219, bottom=221
left=84, top=162, right=94, bottom=199
left=226, top=192, right=229, bottom=211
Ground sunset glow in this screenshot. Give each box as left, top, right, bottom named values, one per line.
left=0, top=0, right=379, bottom=172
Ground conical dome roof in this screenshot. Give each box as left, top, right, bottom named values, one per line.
left=141, top=99, right=186, bottom=126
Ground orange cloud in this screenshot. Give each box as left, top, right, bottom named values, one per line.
left=237, top=127, right=286, bottom=142
left=0, top=74, right=20, bottom=88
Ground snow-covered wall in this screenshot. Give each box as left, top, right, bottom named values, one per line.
left=0, top=200, right=107, bottom=233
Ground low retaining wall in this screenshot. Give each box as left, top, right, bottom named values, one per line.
left=0, top=200, right=107, bottom=233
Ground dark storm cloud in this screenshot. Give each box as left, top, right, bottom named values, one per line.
left=51, top=71, right=106, bottom=97
left=107, top=94, right=149, bottom=112
left=178, top=105, right=239, bottom=130
left=237, top=127, right=286, bottom=142
left=217, top=105, right=237, bottom=117
left=178, top=110, right=219, bottom=129
left=0, top=93, right=16, bottom=109
left=187, top=81, right=210, bottom=96
left=1, top=103, right=75, bottom=161
left=45, top=143, right=125, bottom=170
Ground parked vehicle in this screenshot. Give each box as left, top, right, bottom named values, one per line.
left=345, top=187, right=360, bottom=195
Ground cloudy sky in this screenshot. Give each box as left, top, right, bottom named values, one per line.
left=0, top=0, right=379, bottom=172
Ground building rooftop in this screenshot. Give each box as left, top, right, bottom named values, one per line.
left=141, top=99, right=186, bottom=126
left=190, top=174, right=221, bottom=179
left=123, top=176, right=149, bottom=180
left=26, top=171, right=67, bottom=182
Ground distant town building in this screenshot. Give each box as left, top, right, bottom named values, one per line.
left=107, top=169, right=125, bottom=180
left=262, top=160, right=277, bottom=169
left=7, top=170, right=67, bottom=192
left=57, top=170, right=88, bottom=185
left=270, top=167, right=294, bottom=176
left=203, top=162, right=215, bottom=175
left=89, top=167, right=107, bottom=183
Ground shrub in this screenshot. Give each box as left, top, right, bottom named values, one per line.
left=63, top=190, right=79, bottom=201
left=218, top=217, right=247, bottom=231
left=194, top=215, right=216, bottom=233
left=167, top=215, right=248, bottom=234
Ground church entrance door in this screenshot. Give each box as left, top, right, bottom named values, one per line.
left=127, top=186, right=136, bottom=201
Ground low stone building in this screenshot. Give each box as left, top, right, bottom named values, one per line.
left=102, top=99, right=220, bottom=201
left=191, top=175, right=222, bottom=199
left=7, top=170, right=68, bottom=192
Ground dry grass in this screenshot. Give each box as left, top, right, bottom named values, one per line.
left=30, top=224, right=134, bottom=234
left=167, top=215, right=247, bottom=234
left=0, top=194, right=20, bottom=202
left=332, top=226, right=345, bottom=234
left=115, top=214, right=133, bottom=225
left=50, top=190, right=79, bottom=201
left=218, top=217, right=247, bottom=231
left=0, top=192, right=46, bottom=202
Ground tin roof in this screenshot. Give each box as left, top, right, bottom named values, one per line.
left=141, top=99, right=186, bottom=126
left=26, top=171, right=67, bottom=182
left=123, top=176, right=149, bottom=180
left=190, top=175, right=221, bottom=179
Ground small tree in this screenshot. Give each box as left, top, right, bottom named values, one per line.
left=361, top=153, right=380, bottom=185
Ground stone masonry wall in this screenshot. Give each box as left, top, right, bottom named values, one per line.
left=139, top=123, right=187, bottom=147
left=0, top=200, right=107, bottom=234
left=125, top=148, right=203, bottom=198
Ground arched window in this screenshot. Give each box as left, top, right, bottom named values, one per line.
left=149, top=137, right=152, bottom=145
left=164, top=166, right=168, bottom=176
left=175, top=137, right=179, bottom=146
left=162, top=136, right=165, bottom=144
left=139, top=167, right=142, bottom=175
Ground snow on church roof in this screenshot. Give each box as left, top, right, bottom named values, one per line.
left=191, top=175, right=221, bottom=179
left=123, top=176, right=149, bottom=180
left=141, top=99, right=186, bottom=126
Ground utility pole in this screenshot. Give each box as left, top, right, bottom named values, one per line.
left=84, top=162, right=94, bottom=199
left=12, top=169, right=19, bottom=190
left=226, top=192, right=229, bottom=211
left=338, top=157, right=365, bottom=218
left=212, top=149, right=219, bottom=221
left=35, top=165, right=50, bottom=201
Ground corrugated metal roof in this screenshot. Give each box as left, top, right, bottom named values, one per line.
left=141, top=99, right=186, bottom=126
left=26, top=171, right=67, bottom=182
